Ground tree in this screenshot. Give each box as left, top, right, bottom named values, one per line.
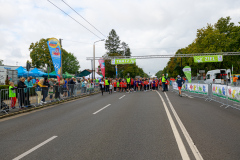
left=0, top=60, right=4, bottom=66
left=155, top=70, right=163, bottom=78
left=62, top=49, right=80, bottom=74
left=104, top=29, right=147, bottom=78
left=29, top=38, right=52, bottom=70
left=29, top=38, right=80, bottom=74
left=163, top=16, right=240, bottom=76
left=105, top=29, right=121, bottom=55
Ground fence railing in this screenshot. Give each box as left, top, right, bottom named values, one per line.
left=172, top=82, right=240, bottom=110
left=0, top=83, right=100, bottom=114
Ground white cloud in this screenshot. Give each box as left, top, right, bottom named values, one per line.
left=0, top=0, right=240, bottom=75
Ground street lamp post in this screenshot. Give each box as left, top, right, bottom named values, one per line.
left=93, top=39, right=105, bottom=80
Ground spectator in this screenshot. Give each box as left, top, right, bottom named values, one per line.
left=9, top=82, right=17, bottom=109
left=41, top=77, right=49, bottom=103
left=17, top=77, right=27, bottom=109
left=36, top=78, right=39, bottom=83
left=49, top=78, right=54, bottom=102
left=69, top=77, right=76, bottom=96
left=32, top=78, right=36, bottom=84
left=73, top=78, right=78, bottom=96
left=24, top=77, right=34, bottom=106
left=233, top=75, right=238, bottom=86
left=36, top=79, right=43, bottom=105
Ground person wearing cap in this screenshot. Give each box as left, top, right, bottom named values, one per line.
left=176, top=75, right=185, bottom=97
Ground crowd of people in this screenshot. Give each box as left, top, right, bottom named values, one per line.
left=5, top=74, right=185, bottom=110
left=98, top=74, right=175, bottom=95
left=8, top=76, right=93, bottom=109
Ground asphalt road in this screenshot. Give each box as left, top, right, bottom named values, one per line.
left=0, top=90, right=240, bottom=160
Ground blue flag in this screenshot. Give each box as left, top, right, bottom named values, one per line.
left=47, top=38, right=62, bottom=81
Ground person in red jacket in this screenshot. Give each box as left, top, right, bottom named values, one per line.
left=113, top=80, right=117, bottom=92
left=120, top=80, right=124, bottom=92
left=123, top=81, right=127, bottom=92
left=166, top=79, right=170, bottom=91
left=144, top=80, right=148, bottom=92
left=131, top=78, right=134, bottom=92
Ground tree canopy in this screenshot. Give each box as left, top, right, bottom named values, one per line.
left=104, top=29, right=147, bottom=78
left=29, top=38, right=80, bottom=74
left=162, top=16, right=240, bottom=78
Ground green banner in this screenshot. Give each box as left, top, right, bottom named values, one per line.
left=194, top=55, right=223, bottom=63
left=111, top=58, right=136, bottom=65
left=183, top=66, right=191, bottom=83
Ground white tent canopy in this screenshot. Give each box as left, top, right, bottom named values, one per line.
left=84, top=72, right=102, bottom=79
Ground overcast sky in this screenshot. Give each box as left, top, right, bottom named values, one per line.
left=0, top=0, right=240, bottom=75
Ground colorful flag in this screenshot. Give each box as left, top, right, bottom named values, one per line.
left=47, top=38, right=62, bottom=81
left=99, top=58, right=105, bottom=77
left=183, top=66, right=191, bottom=83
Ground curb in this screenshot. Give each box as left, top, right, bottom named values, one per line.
left=0, top=91, right=101, bottom=119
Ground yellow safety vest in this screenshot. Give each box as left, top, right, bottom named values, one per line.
left=105, top=80, right=109, bottom=85
left=162, top=76, right=166, bottom=82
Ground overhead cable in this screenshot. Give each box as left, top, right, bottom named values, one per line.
left=62, top=0, right=106, bottom=38
left=47, top=0, right=102, bottom=39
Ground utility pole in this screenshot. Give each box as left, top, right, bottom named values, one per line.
left=93, top=39, right=105, bottom=79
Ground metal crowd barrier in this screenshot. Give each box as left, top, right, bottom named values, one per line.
left=0, top=82, right=100, bottom=114
left=171, top=82, right=240, bottom=110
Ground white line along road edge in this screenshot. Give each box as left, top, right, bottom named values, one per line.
left=156, top=91, right=190, bottom=160
left=164, top=92, right=204, bottom=160
left=13, top=136, right=58, bottom=160
left=93, top=104, right=111, bottom=114
left=119, top=95, right=125, bottom=99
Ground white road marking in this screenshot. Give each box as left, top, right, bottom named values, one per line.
left=164, top=92, right=204, bottom=160
left=234, top=104, right=240, bottom=107
left=183, top=93, right=194, bottom=98
left=13, top=136, right=58, bottom=160
left=93, top=104, right=111, bottom=114
left=156, top=91, right=190, bottom=160
left=119, top=95, right=125, bottom=99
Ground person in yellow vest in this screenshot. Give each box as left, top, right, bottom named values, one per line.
left=162, top=74, right=167, bottom=92
left=126, top=76, right=131, bottom=93
left=105, top=78, right=110, bottom=92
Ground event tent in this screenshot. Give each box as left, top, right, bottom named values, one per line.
left=84, top=72, right=102, bottom=79
left=63, top=72, right=74, bottom=78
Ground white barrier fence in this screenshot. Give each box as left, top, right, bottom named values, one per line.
left=172, top=82, right=240, bottom=110
left=173, top=82, right=209, bottom=95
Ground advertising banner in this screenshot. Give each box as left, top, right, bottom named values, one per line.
left=47, top=38, right=62, bottom=81
left=183, top=66, right=191, bottom=83
left=99, top=58, right=105, bottom=77
left=173, top=82, right=208, bottom=94
left=194, top=55, right=223, bottom=63
left=111, top=58, right=136, bottom=65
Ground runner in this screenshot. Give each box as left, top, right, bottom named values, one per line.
left=149, top=78, right=152, bottom=91
left=120, top=80, right=124, bottom=92
left=152, top=79, right=156, bottom=90
left=134, top=78, right=137, bottom=92
left=113, top=79, right=117, bottom=92
left=99, top=78, right=104, bottom=96
left=117, top=79, right=120, bottom=92
left=123, top=80, right=127, bottom=92
left=126, top=76, right=131, bottom=93
left=109, top=80, right=113, bottom=94
left=176, top=75, right=185, bottom=97
left=144, top=79, right=148, bottom=92
left=155, top=78, right=158, bottom=91
left=131, top=78, right=134, bottom=92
